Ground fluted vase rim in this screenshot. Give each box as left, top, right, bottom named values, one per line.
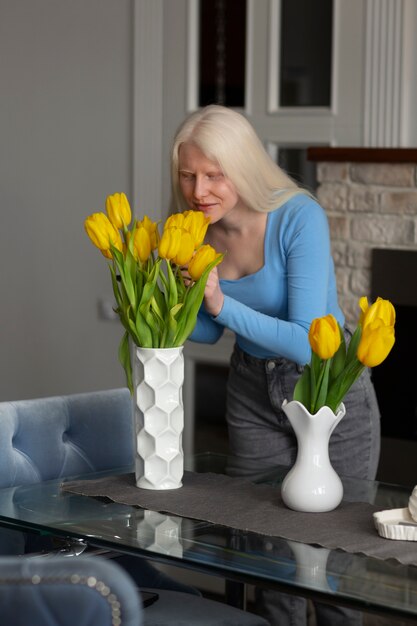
left=282, top=399, right=346, bottom=421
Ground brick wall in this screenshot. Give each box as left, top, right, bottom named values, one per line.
left=315, top=161, right=417, bottom=326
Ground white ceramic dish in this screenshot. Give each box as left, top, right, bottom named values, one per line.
left=374, top=507, right=417, bottom=541
left=409, top=485, right=417, bottom=521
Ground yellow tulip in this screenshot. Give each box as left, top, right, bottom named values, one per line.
left=164, top=213, right=185, bottom=230
left=308, top=314, right=341, bottom=360
left=183, top=210, right=210, bottom=248
left=105, top=192, right=131, bottom=230
left=84, top=212, right=123, bottom=259
left=357, top=318, right=395, bottom=367
left=133, top=225, right=151, bottom=263
left=173, top=231, right=195, bottom=266
left=138, top=215, right=159, bottom=250
left=188, top=244, right=220, bottom=281
left=359, top=296, right=396, bottom=329
left=158, top=227, right=182, bottom=260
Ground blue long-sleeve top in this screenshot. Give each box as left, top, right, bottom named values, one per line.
left=189, top=194, right=345, bottom=365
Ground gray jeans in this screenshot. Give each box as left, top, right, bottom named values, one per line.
left=225, top=342, right=381, bottom=626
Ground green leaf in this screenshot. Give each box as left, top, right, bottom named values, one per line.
left=330, top=323, right=346, bottom=382
left=346, top=325, right=362, bottom=365
left=111, top=245, right=137, bottom=309
left=144, top=308, right=160, bottom=347
left=313, top=359, right=331, bottom=413
left=157, top=263, right=169, bottom=292
left=311, top=350, right=321, bottom=378
left=326, top=359, right=365, bottom=412
left=134, top=308, right=153, bottom=347
left=164, top=303, right=184, bottom=347
left=165, top=260, right=178, bottom=311
left=150, top=295, right=164, bottom=325
left=310, top=352, right=321, bottom=413
left=127, top=318, right=140, bottom=345
left=138, top=258, right=161, bottom=311
left=293, top=366, right=311, bottom=407
left=173, top=254, right=224, bottom=345
left=152, top=283, right=167, bottom=319
left=118, top=332, right=133, bottom=394
left=136, top=266, right=145, bottom=299
left=175, top=267, right=187, bottom=302
left=124, top=223, right=138, bottom=284
left=109, top=265, right=123, bottom=311
left=173, top=286, right=201, bottom=345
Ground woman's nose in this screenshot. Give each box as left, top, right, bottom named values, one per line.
left=193, top=176, right=209, bottom=200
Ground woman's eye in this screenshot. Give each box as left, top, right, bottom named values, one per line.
left=208, top=173, right=223, bottom=181
left=180, top=173, right=194, bottom=182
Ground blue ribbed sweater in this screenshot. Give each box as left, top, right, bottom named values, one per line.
left=189, top=194, right=344, bottom=365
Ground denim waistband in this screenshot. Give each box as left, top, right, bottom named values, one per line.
left=232, top=344, right=288, bottom=366
left=232, top=325, right=352, bottom=372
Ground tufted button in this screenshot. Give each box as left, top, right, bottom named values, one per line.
left=266, top=360, right=276, bottom=371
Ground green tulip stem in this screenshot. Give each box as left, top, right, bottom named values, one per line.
left=311, top=357, right=331, bottom=414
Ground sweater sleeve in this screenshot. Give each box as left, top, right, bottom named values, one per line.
left=188, top=308, right=225, bottom=344
left=213, top=200, right=333, bottom=365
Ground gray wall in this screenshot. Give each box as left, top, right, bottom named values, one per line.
left=0, top=0, right=133, bottom=399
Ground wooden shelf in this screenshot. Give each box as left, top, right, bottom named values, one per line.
left=307, top=147, right=417, bottom=163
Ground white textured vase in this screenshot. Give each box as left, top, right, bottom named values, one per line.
left=281, top=400, right=346, bottom=512
left=133, top=346, right=184, bottom=490
left=136, top=511, right=183, bottom=557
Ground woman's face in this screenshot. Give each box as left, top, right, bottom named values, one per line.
left=178, top=142, right=242, bottom=223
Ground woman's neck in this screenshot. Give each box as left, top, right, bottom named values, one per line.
left=215, top=204, right=265, bottom=236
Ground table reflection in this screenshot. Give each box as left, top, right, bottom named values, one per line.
left=287, top=541, right=332, bottom=591
left=135, top=510, right=183, bottom=557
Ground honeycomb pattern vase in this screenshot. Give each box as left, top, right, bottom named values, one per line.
left=133, top=346, right=184, bottom=490
left=136, top=510, right=183, bottom=557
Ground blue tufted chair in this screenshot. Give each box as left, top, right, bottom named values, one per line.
left=0, top=388, right=202, bottom=590
left=0, top=389, right=269, bottom=626
left=0, top=554, right=142, bottom=626
left=0, top=388, right=134, bottom=486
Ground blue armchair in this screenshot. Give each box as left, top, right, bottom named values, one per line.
left=0, top=388, right=194, bottom=578
left=0, top=388, right=133, bottom=487
left=0, top=389, right=268, bottom=626
left=0, top=554, right=142, bottom=626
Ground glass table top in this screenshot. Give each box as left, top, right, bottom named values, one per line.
left=0, top=452, right=416, bottom=620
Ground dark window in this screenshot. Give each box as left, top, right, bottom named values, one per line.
left=199, top=0, right=246, bottom=107
left=280, top=0, right=333, bottom=107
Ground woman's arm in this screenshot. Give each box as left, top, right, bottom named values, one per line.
left=188, top=308, right=225, bottom=344
left=207, top=200, right=339, bottom=364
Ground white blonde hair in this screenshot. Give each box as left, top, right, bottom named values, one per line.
left=171, top=105, right=308, bottom=213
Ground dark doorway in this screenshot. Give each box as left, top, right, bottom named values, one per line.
left=371, top=248, right=417, bottom=484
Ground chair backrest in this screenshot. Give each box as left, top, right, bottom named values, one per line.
left=0, top=388, right=134, bottom=488
left=0, top=554, right=143, bottom=626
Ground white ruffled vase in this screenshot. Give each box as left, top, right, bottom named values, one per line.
left=281, top=399, right=346, bottom=512
left=133, top=346, right=184, bottom=490
left=287, top=540, right=332, bottom=591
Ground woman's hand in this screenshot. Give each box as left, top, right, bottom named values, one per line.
left=203, top=267, right=224, bottom=317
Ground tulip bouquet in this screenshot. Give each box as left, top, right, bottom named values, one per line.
left=293, top=297, right=396, bottom=414
left=84, top=192, right=223, bottom=391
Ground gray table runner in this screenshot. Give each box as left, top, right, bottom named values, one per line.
left=62, top=471, right=417, bottom=566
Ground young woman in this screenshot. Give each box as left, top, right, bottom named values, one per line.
left=171, top=105, right=379, bottom=626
